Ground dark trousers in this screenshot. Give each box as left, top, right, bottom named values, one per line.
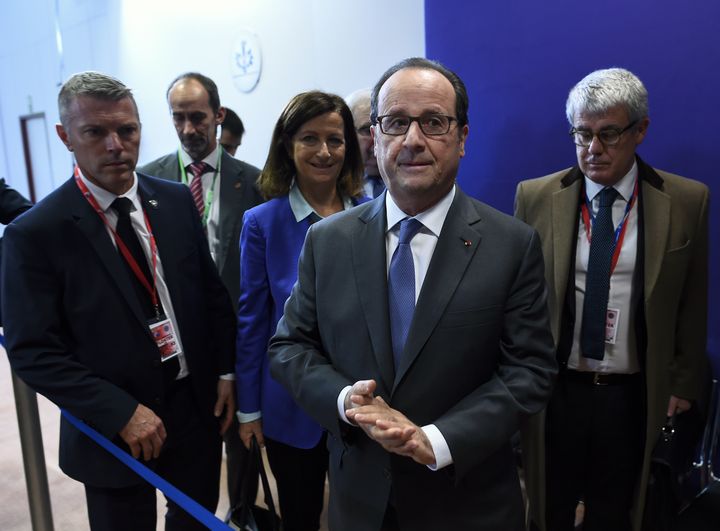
left=545, top=372, right=644, bottom=531
left=84, top=379, right=222, bottom=531
left=265, top=433, right=328, bottom=531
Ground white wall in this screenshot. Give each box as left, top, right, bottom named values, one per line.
left=0, top=0, right=425, bottom=198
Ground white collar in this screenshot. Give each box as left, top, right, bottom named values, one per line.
left=385, top=185, right=456, bottom=237
left=288, top=180, right=354, bottom=223
left=78, top=169, right=139, bottom=212
left=178, top=144, right=222, bottom=170
left=584, top=159, right=638, bottom=203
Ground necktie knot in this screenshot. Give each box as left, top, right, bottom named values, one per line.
left=189, top=161, right=210, bottom=180
left=111, top=197, right=133, bottom=218
left=398, top=218, right=423, bottom=245
left=188, top=162, right=208, bottom=217
left=598, top=187, right=618, bottom=208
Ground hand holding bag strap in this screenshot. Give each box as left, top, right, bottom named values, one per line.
left=240, top=435, right=262, bottom=506
left=252, top=436, right=279, bottom=521
left=226, top=433, right=260, bottom=523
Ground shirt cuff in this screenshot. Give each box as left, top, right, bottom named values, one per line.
left=422, top=424, right=453, bottom=470
left=220, top=373, right=235, bottom=381
left=337, top=385, right=353, bottom=425
left=236, top=410, right=262, bottom=423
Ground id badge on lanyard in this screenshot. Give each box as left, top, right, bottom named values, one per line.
left=74, top=168, right=180, bottom=361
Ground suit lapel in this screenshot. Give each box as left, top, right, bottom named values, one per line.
left=165, top=152, right=183, bottom=182
left=217, top=152, right=241, bottom=275
left=552, top=169, right=583, bottom=314
left=352, top=197, right=395, bottom=393
left=69, top=180, right=149, bottom=331
left=393, top=190, right=481, bottom=390
left=638, top=162, right=668, bottom=301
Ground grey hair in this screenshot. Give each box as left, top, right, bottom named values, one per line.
left=565, top=68, right=648, bottom=125
left=58, top=71, right=135, bottom=128
left=345, top=88, right=371, bottom=114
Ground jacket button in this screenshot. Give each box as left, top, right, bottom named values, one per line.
left=383, top=468, right=392, bottom=481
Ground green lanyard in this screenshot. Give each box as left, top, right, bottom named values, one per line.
left=177, top=147, right=222, bottom=227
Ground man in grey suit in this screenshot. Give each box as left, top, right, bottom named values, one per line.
left=268, top=57, right=557, bottom=531
left=138, top=72, right=262, bottom=312
left=138, top=72, right=263, bottom=508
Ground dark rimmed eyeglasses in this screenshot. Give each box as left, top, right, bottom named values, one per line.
left=569, top=120, right=638, bottom=147
left=376, top=114, right=458, bottom=136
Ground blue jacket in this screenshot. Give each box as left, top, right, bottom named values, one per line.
left=236, top=193, right=367, bottom=448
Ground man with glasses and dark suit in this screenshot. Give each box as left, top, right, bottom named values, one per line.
left=268, top=57, right=557, bottom=531
left=346, top=88, right=385, bottom=198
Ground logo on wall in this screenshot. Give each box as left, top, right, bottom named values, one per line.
left=231, top=30, right=262, bottom=93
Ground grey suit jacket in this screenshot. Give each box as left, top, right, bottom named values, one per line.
left=138, top=150, right=263, bottom=310
left=269, top=188, right=557, bottom=530
left=515, top=157, right=709, bottom=531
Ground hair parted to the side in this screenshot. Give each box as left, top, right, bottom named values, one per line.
left=166, top=72, right=221, bottom=114
left=566, top=67, right=649, bottom=125
left=258, top=91, right=364, bottom=200
left=370, top=57, right=469, bottom=132
left=58, top=71, right=135, bottom=128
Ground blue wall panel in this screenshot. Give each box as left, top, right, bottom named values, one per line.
left=425, top=0, right=720, bottom=372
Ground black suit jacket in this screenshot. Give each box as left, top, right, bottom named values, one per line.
left=1, top=174, right=236, bottom=488
left=269, top=189, right=557, bottom=530
left=0, top=178, right=32, bottom=324
left=138, top=151, right=263, bottom=310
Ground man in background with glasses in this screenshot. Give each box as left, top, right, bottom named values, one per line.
left=346, top=88, right=385, bottom=198
left=515, top=68, right=709, bottom=531
left=269, top=57, right=556, bottom=531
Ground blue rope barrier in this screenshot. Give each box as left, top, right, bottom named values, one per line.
left=61, top=409, right=232, bottom=530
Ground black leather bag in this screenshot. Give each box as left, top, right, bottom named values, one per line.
left=226, top=436, right=281, bottom=531
left=642, top=408, right=705, bottom=531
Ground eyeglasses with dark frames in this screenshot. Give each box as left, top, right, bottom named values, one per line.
left=376, top=114, right=458, bottom=136
left=569, top=120, right=638, bottom=147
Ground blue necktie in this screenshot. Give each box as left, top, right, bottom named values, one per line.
left=581, top=187, right=619, bottom=360
left=369, top=176, right=385, bottom=198
left=388, top=218, right=423, bottom=369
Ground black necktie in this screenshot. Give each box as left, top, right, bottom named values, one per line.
left=111, top=198, right=177, bottom=383
left=110, top=197, right=158, bottom=319
left=581, top=187, right=619, bottom=360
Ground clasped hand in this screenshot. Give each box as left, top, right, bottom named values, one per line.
left=344, top=379, right=435, bottom=466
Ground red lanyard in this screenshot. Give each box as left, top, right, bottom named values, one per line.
left=580, top=179, right=638, bottom=276
left=74, top=168, right=160, bottom=314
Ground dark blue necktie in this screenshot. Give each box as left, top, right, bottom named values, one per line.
left=581, top=187, right=619, bottom=360
left=388, top=218, right=423, bottom=369
left=369, top=176, right=385, bottom=198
